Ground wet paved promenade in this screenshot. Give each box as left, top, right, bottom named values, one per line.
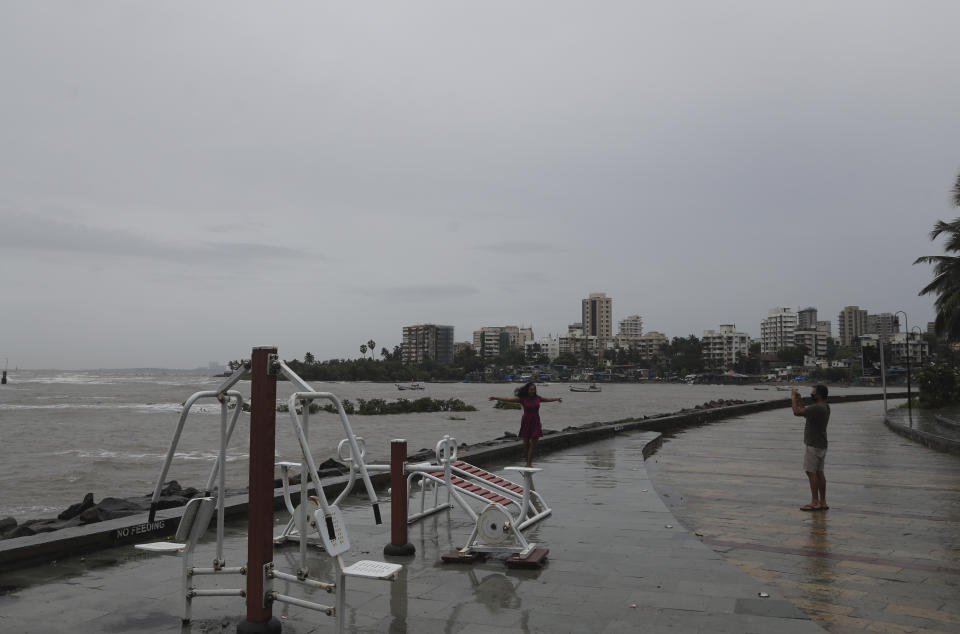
left=0, top=400, right=955, bottom=633
left=647, top=400, right=960, bottom=633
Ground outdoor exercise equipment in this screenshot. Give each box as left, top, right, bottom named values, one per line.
left=404, top=435, right=551, bottom=567
left=133, top=348, right=399, bottom=633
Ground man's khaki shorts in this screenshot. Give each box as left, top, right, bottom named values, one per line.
left=804, top=445, right=827, bottom=473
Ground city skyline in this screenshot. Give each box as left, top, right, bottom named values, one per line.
left=1, top=3, right=954, bottom=369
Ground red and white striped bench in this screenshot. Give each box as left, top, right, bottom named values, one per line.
left=428, top=460, right=529, bottom=508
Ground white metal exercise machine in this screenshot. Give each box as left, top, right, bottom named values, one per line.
left=134, top=352, right=401, bottom=632
left=405, top=435, right=551, bottom=567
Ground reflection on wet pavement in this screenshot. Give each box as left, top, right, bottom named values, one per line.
left=647, top=400, right=960, bottom=633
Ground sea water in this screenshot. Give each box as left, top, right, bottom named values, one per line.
left=0, top=369, right=885, bottom=522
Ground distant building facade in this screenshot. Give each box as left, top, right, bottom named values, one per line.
left=797, top=307, right=818, bottom=331
left=635, top=331, right=669, bottom=360
left=838, top=306, right=868, bottom=347
left=402, top=324, right=454, bottom=365
left=558, top=333, right=600, bottom=358
left=524, top=337, right=560, bottom=361
left=794, top=329, right=828, bottom=358
left=582, top=293, right=613, bottom=340
left=473, top=326, right=534, bottom=358
left=888, top=333, right=928, bottom=365
left=761, top=307, right=797, bottom=354
left=702, top=324, right=750, bottom=369
left=866, top=312, right=900, bottom=343
left=617, top=314, right=643, bottom=339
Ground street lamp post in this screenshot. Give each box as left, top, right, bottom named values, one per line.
left=896, top=311, right=911, bottom=425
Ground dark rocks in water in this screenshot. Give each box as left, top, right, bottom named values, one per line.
left=407, top=448, right=434, bottom=462
left=0, top=517, right=16, bottom=533
left=270, top=459, right=351, bottom=488
left=152, top=494, right=197, bottom=511
left=148, top=481, right=200, bottom=510
left=157, top=481, right=199, bottom=499
left=47, top=518, right=84, bottom=532
left=317, top=458, right=349, bottom=478
left=8, top=519, right=58, bottom=538
left=78, top=497, right=151, bottom=523
left=58, top=492, right=95, bottom=521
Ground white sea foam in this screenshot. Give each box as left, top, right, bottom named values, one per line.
left=0, top=402, right=216, bottom=413
left=51, top=448, right=249, bottom=462
left=22, top=373, right=216, bottom=387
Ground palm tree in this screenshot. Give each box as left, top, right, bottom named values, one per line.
left=360, top=344, right=367, bottom=359
left=914, top=171, right=960, bottom=340
left=367, top=340, right=376, bottom=360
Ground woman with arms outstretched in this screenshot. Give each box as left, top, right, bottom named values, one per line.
left=489, top=382, right=562, bottom=467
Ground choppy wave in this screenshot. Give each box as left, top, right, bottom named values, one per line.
left=21, top=373, right=217, bottom=387
left=2, top=503, right=60, bottom=516
left=51, top=448, right=250, bottom=462
left=0, top=402, right=220, bottom=413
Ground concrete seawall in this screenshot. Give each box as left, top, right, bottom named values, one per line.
left=0, top=391, right=904, bottom=570
left=883, top=411, right=960, bottom=455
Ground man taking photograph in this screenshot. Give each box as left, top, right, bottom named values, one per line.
left=791, top=384, right=830, bottom=511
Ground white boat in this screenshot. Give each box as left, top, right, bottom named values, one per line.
left=396, top=383, right=425, bottom=391
left=569, top=384, right=601, bottom=393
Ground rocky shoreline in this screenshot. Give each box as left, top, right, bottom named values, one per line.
left=0, top=458, right=352, bottom=541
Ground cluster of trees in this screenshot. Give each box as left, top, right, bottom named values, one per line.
left=319, top=397, right=476, bottom=416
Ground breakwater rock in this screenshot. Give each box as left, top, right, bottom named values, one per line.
left=0, top=459, right=351, bottom=542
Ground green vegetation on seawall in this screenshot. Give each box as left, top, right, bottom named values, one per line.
left=231, top=397, right=477, bottom=416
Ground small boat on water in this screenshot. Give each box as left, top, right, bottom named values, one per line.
left=396, top=383, right=425, bottom=391
left=570, top=384, right=601, bottom=393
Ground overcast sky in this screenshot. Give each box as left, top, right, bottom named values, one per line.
left=2, top=2, right=959, bottom=369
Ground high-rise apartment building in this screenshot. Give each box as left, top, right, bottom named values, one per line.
left=617, top=314, right=643, bottom=339
left=702, top=324, right=750, bottom=369
left=473, top=326, right=534, bottom=358
left=794, top=329, right=828, bottom=358
left=798, top=307, right=818, bottom=331
left=402, top=324, right=454, bottom=365
left=866, top=312, right=900, bottom=343
left=635, top=332, right=669, bottom=360
left=524, top=337, right=560, bottom=362
left=582, top=293, right=613, bottom=340
left=888, top=333, right=928, bottom=365
left=473, top=327, right=507, bottom=358
left=838, top=306, right=868, bottom=347
left=816, top=321, right=832, bottom=337
left=558, top=333, right=600, bottom=358
left=761, top=307, right=798, bottom=354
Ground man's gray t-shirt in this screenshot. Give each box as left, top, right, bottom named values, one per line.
left=803, top=403, right=830, bottom=449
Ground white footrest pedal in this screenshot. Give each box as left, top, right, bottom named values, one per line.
left=342, top=560, right=402, bottom=580
left=135, top=542, right=185, bottom=553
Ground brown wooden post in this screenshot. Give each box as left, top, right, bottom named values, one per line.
left=238, top=347, right=282, bottom=634
left=383, top=439, right=415, bottom=556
